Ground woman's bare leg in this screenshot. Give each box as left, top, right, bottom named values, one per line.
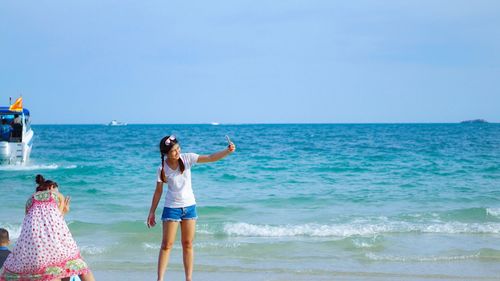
left=180, top=219, right=196, bottom=281
left=158, top=221, right=179, bottom=281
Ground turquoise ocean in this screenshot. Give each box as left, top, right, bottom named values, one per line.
left=1, top=124, right=500, bottom=280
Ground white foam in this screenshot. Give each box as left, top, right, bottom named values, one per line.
left=365, top=252, right=480, bottom=262
left=143, top=241, right=241, bottom=251
left=421, top=222, right=500, bottom=234
left=195, top=242, right=241, bottom=249
left=0, top=164, right=59, bottom=171
left=142, top=242, right=183, bottom=250
left=197, top=229, right=215, bottom=235
left=142, top=243, right=158, bottom=250
left=223, top=222, right=392, bottom=237
left=194, top=224, right=215, bottom=235
left=0, top=163, right=78, bottom=171
left=223, top=221, right=500, bottom=237
left=352, top=237, right=380, bottom=248
left=353, top=241, right=374, bottom=248
left=79, top=245, right=106, bottom=255
left=486, top=208, right=500, bottom=217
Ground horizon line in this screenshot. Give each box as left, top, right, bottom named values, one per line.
left=31, top=121, right=498, bottom=126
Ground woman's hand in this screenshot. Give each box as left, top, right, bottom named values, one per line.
left=147, top=212, right=156, bottom=228
left=228, top=142, right=236, bottom=153
left=62, top=196, right=71, bottom=215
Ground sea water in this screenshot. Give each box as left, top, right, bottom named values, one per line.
left=1, top=124, right=499, bottom=280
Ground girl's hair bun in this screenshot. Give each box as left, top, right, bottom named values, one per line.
left=35, top=174, right=45, bottom=185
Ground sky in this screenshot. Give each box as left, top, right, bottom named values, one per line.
left=1, top=0, right=499, bottom=124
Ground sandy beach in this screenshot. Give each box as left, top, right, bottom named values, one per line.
left=92, top=268, right=500, bottom=281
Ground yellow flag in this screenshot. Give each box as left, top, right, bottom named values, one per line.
left=9, top=97, right=23, bottom=112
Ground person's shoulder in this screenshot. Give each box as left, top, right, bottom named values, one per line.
left=156, top=163, right=164, bottom=177
left=181, top=152, right=199, bottom=159
left=181, top=153, right=199, bottom=165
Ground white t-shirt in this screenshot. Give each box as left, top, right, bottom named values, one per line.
left=157, top=153, right=199, bottom=208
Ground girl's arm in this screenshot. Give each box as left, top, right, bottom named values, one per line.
left=197, top=142, right=236, bottom=163
left=57, top=192, right=71, bottom=216
left=147, top=181, right=164, bottom=228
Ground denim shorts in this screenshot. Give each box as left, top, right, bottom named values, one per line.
left=161, top=205, right=197, bottom=222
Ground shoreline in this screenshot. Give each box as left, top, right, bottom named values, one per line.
left=92, top=269, right=500, bottom=281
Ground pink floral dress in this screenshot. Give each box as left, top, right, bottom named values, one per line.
left=0, top=190, right=89, bottom=281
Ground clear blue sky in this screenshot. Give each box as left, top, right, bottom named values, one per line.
left=1, top=0, right=499, bottom=124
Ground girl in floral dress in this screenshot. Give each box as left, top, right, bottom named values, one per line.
left=0, top=176, right=95, bottom=281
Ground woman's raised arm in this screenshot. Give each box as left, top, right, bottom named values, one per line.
left=197, top=142, right=236, bottom=163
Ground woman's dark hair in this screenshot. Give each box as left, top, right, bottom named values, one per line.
left=35, top=174, right=58, bottom=192
left=159, top=135, right=185, bottom=183
left=35, top=174, right=45, bottom=186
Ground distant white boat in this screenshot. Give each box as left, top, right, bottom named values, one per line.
left=211, top=122, right=220, bottom=126
left=108, top=120, right=127, bottom=126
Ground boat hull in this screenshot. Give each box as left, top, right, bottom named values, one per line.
left=0, top=129, right=33, bottom=165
